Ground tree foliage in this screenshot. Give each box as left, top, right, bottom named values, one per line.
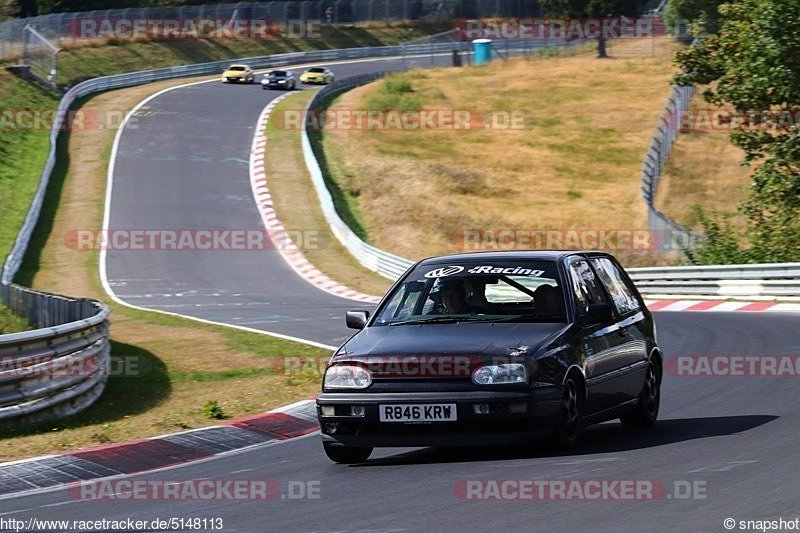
left=538, top=0, right=642, bottom=17
left=663, top=0, right=725, bottom=35
left=538, top=0, right=644, bottom=57
left=675, top=0, right=800, bottom=263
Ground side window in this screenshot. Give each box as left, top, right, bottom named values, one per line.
left=568, top=259, right=608, bottom=315
left=591, top=257, right=641, bottom=314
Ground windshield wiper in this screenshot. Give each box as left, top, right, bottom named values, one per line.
left=485, top=315, right=564, bottom=323
left=388, top=316, right=486, bottom=326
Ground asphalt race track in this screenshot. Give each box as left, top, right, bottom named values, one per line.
left=4, top=55, right=800, bottom=531
left=2, top=312, right=799, bottom=531
left=104, top=55, right=451, bottom=348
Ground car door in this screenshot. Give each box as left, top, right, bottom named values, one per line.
left=567, top=257, right=629, bottom=414
left=590, top=255, right=649, bottom=399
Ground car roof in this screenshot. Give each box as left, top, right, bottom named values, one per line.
left=419, top=250, right=609, bottom=265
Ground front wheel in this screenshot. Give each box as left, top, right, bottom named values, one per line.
left=323, top=442, right=372, bottom=464
left=553, top=376, right=583, bottom=449
left=620, top=358, right=660, bottom=428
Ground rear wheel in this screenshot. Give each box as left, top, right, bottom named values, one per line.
left=620, top=358, right=660, bottom=428
left=554, top=375, right=583, bottom=449
left=323, top=442, right=373, bottom=464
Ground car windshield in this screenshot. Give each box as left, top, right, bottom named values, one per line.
left=372, top=260, right=567, bottom=326
left=270, top=71, right=287, bottom=77
left=228, top=66, right=246, bottom=71
left=309, top=68, right=325, bottom=73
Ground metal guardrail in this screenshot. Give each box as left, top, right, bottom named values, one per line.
left=299, top=59, right=800, bottom=301
left=640, top=83, right=701, bottom=253
left=628, top=263, right=800, bottom=301
left=0, top=283, right=110, bottom=421
left=301, top=39, right=576, bottom=279
left=303, top=72, right=415, bottom=280
left=0, top=41, right=485, bottom=421
left=1, top=42, right=485, bottom=285
left=0, top=0, right=542, bottom=60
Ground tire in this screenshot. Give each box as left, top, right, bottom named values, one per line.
left=620, top=358, right=660, bottom=428
left=554, top=375, right=583, bottom=449
left=323, top=442, right=372, bottom=464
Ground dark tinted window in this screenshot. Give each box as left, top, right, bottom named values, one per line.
left=373, top=260, right=565, bottom=325
left=591, top=257, right=641, bottom=314
left=568, top=259, right=608, bottom=315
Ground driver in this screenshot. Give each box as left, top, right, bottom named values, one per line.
left=438, top=279, right=470, bottom=314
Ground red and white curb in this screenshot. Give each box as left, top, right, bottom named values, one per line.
left=249, top=94, right=380, bottom=304
left=0, top=400, right=319, bottom=499
left=644, top=300, right=800, bottom=312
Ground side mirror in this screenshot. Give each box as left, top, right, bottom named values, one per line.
left=583, top=303, right=613, bottom=325
left=346, top=310, right=370, bottom=330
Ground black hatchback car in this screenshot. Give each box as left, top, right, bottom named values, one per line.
left=317, top=251, right=662, bottom=464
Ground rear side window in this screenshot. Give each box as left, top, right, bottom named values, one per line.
left=568, top=259, right=608, bottom=315
left=591, top=257, right=641, bottom=314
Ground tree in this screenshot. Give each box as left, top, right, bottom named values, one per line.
left=538, top=0, right=644, bottom=57
left=0, top=0, right=21, bottom=20
left=675, top=0, right=800, bottom=263
left=663, top=0, right=725, bottom=37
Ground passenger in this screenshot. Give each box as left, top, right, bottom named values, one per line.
left=534, top=284, right=563, bottom=317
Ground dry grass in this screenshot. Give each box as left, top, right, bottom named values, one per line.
left=655, top=91, right=752, bottom=229
left=1, top=78, right=328, bottom=462
left=322, top=37, right=678, bottom=265
left=265, top=91, right=393, bottom=296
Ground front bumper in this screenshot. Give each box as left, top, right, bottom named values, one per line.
left=317, top=388, right=561, bottom=447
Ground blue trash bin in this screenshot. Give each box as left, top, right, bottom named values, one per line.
left=472, top=38, right=492, bottom=65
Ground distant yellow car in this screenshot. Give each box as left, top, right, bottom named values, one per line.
left=299, top=67, right=335, bottom=85
left=221, top=64, right=255, bottom=84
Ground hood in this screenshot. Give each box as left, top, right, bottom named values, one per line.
left=338, top=322, right=565, bottom=361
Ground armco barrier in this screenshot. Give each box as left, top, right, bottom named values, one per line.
left=299, top=65, right=800, bottom=301
left=1, top=42, right=482, bottom=286
left=0, top=283, right=110, bottom=421
left=640, top=83, right=700, bottom=252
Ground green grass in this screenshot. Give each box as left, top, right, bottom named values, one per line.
left=0, top=304, right=29, bottom=334
left=0, top=74, right=58, bottom=271
left=55, top=22, right=450, bottom=86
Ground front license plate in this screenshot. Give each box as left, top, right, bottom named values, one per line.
left=379, top=403, right=457, bottom=423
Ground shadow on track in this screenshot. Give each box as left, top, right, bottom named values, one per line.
left=352, top=415, right=778, bottom=467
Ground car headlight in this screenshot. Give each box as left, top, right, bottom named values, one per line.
left=472, top=364, right=527, bottom=385
left=324, top=365, right=372, bottom=389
